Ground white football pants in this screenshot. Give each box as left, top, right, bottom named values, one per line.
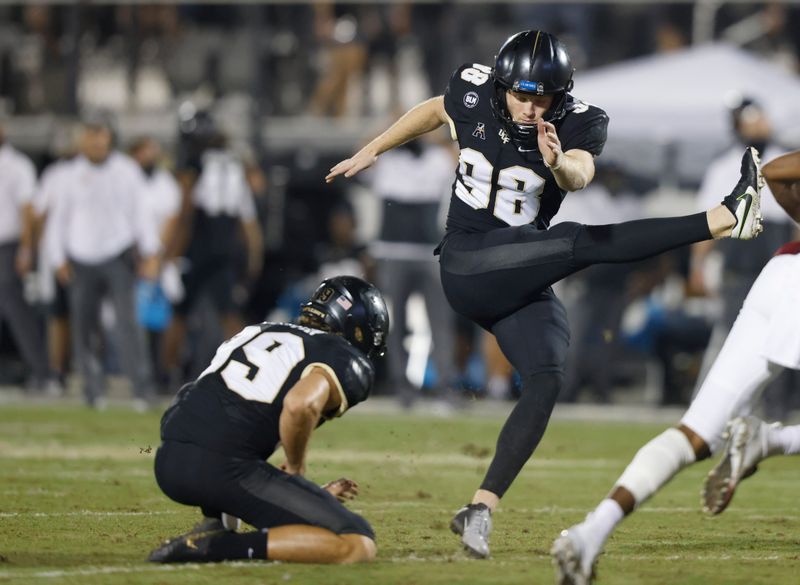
left=681, top=253, right=800, bottom=453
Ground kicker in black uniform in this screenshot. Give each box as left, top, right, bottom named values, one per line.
left=327, top=30, right=763, bottom=559
left=148, top=275, right=389, bottom=565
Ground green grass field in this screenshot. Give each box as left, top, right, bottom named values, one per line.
left=1, top=403, right=798, bottom=584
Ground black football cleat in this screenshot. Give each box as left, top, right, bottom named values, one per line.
left=721, top=147, right=764, bottom=240
left=148, top=526, right=224, bottom=564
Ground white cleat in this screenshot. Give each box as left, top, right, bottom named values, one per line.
left=724, top=147, right=764, bottom=240
left=450, top=503, right=492, bottom=559
left=551, top=528, right=595, bottom=585
left=703, top=416, right=779, bottom=515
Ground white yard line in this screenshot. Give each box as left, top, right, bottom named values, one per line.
left=2, top=505, right=795, bottom=520
left=0, top=551, right=787, bottom=580
left=0, top=561, right=263, bottom=580
left=0, top=442, right=627, bottom=469
left=0, top=510, right=180, bottom=518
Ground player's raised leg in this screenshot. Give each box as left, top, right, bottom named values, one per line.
left=571, top=147, right=764, bottom=270
left=441, top=148, right=764, bottom=332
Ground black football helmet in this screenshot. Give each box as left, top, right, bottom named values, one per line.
left=491, top=30, right=575, bottom=149
left=299, top=276, right=389, bottom=360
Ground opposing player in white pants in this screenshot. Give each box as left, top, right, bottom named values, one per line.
left=551, top=149, right=800, bottom=585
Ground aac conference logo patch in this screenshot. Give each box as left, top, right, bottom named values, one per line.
left=463, top=91, right=479, bottom=108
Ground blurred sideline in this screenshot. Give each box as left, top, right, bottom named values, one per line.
left=6, top=378, right=797, bottom=426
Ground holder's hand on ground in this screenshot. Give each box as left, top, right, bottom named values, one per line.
left=538, top=121, right=564, bottom=169
left=325, top=147, right=378, bottom=183
left=322, top=478, right=359, bottom=503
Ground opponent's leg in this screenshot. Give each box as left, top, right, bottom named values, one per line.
left=703, top=415, right=800, bottom=515
left=552, top=251, right=785, bottom=584
left=452, top=291, right=569, bottom=558
left=766, top=423, right=800, bottom=455
left=552, top=425, right=704, bottom=584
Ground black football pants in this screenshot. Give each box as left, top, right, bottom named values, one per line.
left=439, top=213, right=712, bottom=496
left=155, top=440, right=374, bottom=538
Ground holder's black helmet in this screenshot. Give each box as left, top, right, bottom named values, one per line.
left=299, top=276, right=389, bottom=360
left=491, top=31, right=575, bottom=147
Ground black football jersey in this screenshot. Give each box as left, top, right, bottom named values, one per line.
left=443, top=63, right=609, bottom=234
left=160, top=322, right=374, bottom=459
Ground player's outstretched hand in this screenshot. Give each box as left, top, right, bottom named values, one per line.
left=325, top=148, right=378, bottom=183
left=322, top=477, right=360, bottom=502
left=537, top=121, right=564, bottom=169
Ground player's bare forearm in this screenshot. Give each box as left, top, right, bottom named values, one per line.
left=325, top=97, right=448, bottom=183
left=770, top=182, right=800, bottom=223
left=279, top=371, right=338, bottom=475
left=764, top=150, right=800, bottom=182
left=764, top=150, right=800, bottom=222
left=537, top=121, right=594, bottom=191
left=550, top=149, right=595, bottom=191
left=279, top=408, right=316, bottom=476
left=370, top=96, right=449, bottom=155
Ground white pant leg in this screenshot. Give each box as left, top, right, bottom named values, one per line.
left=681, top=255, right=793, bottom=452
left=762, top=254, right=800, bottom=369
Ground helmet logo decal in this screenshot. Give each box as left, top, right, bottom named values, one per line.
left=463, top=91, right=479, bottom=108
left=336, top=296, right=352, bottom=310
left=513, top=80, right=545, bottom=95
left=303, top=307, right=326, bottom=319
left=472, top=123, right=486, bottom=140
left=317, top=287, right=334, bottom=302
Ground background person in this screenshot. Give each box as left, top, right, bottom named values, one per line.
left=47, top=117, right=160, bottom=409
left=367, top=137, right=458, bottom=406
left=0, top=121, right=51, bottom=391
left=161, top=111, right=263, bottom=383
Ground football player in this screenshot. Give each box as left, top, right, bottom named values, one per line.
left=552, top=149, right=800, bottom=585
left=327, top=30, right=763, bottom=558
left=148, top=276, right=389, bottom=564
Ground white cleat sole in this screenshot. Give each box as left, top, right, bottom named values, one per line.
left=703, top=417, right=756, bottom=515
left=551, top=532, right=592, bottom=585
